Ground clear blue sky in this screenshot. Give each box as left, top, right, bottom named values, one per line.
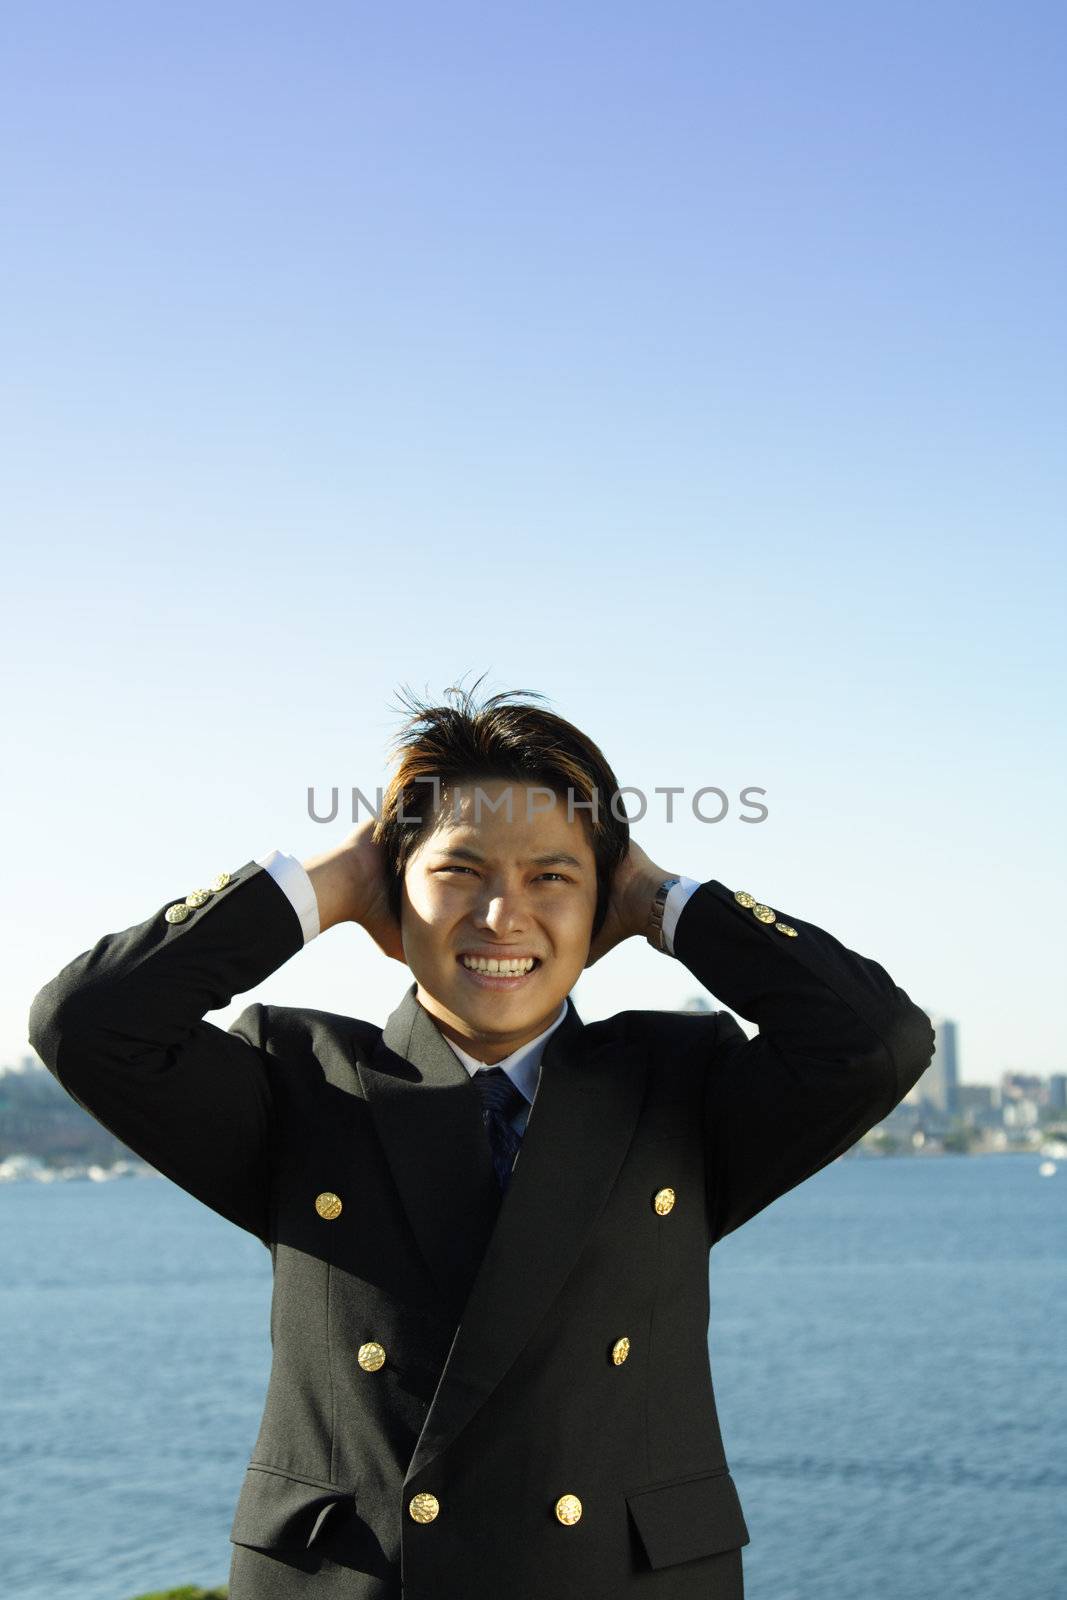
left=4, top=2, right=1064, bottom=1085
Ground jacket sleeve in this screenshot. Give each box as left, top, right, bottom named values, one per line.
left=670, top=880, right=935, bottom=1244
left=26, top=860, right=306, bottom=1245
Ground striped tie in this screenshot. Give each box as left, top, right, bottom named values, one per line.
left=473, top=1065, right=526, bottom=1193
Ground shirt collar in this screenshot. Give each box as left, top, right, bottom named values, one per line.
left=441, top=1000, right=569, bottom=1105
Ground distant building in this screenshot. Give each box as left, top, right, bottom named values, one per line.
left=1003, top=1098, right=1040, bottom=1128
left=1050, top=1074, right=1067, bottom=1111
left=1002, top=1071, right=1048, bottom=1105
left=955, top=1083, right=999, bottom=1131
left=911, top=1013, right=959, bottom=1115
left=957, top=1084, right=994, bottom=1112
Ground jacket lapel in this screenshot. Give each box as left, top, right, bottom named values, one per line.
left=357, top=981, right=648, bottom=1482
left=357, top=982, right=501, bottom=1320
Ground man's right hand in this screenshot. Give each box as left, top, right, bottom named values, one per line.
left=301, top=821, right=406, bottom=961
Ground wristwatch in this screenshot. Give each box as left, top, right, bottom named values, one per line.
left=646, top=876, right=682, bottom=953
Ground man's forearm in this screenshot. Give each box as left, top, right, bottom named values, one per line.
left=672, top=879, right=935, bottom=1100
left=301, top=845, right=366, bottom=934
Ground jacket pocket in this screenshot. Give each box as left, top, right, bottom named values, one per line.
left=625, top=1465, right=750, bottom=1570
left=229, top=1463, right=354, bottom=1552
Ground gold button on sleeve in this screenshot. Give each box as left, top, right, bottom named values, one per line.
left=775, top=922, right=798, bottom=937
left=653, top=1186, right=676, bottom=1215
left=164, top=903, right=190, bottom=924
left=409, top=1492, right=440, bottom=1523
left=314, top=1191, right=342, bottom=1220
left=611, top=1337, right=630, bottom=1365
left=358, top=1341, right=386, bottom=1372
left=185, top=889, right=212, bottom=908
left=210, top=871, right=232, bottom=891
left=733, top=890, right=756, bottom=908
left=752, top=903, right=776, bottom=923
left=555, top=1493, right=582, bottom=1525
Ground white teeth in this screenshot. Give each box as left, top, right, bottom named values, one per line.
left=461, top=955, right=537, bottom=976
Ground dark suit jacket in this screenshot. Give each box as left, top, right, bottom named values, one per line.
left=27, top=861, right=934, bottom=1600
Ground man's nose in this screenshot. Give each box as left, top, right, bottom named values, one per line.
left=477, top=887, right=529, bottom=927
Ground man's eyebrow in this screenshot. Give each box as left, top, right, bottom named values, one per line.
left=432, top=846, right=585, bottom=869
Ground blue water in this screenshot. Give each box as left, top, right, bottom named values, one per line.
left=2, top=1153, right=1064, bottom=1600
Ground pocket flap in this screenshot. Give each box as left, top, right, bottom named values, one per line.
left=626, top=1466, right=751, bottom=1570
left=229, top=1464, right=353, bottom=1551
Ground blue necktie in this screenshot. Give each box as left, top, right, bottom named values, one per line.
left=473, top=1066, right=525, bottom=1193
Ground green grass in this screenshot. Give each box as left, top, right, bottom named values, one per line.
left=127, top=1587, right=228, bottom=1599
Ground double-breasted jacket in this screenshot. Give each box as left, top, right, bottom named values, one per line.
left=28, top=861, right=935, bottom=1599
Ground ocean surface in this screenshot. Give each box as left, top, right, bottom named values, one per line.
left=2, top=1151, right=1063, bottom=1600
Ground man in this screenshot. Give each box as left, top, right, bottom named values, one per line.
left=28, top=684, right=935, bottom=1600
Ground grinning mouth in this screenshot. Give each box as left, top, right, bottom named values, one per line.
left=457, top=954, right=543, bottom=978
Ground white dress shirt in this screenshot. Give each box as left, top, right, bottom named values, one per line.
left=441, top=1001, right=569, bottom=1137
left=254, top=849, right=702, bottom=1137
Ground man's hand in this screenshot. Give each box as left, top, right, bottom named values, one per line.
left=584, top=837, right=676, bottom=968
left=301, top=821, right=406, bottom=961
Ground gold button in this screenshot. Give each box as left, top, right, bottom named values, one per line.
left=409, top=1492, right=440, bottom=1523
left=752, top=903, right=776, bottom=924
left=555, top=1493, right=582, bottom=1525
left=210, top=871, right=232, bottom=891
left=185, top=889, right=212, bottom=908
left=733, top=890, right=756, bottom=908
left=653, top=1187, right=676, bottom=1215
left=164, top=903, right=190, bottom=924
left=611, top=1337, right=630, bottom=1365
left=775, top=922, right=798, bottom=937
left=358, top=1341, right=386, bottom=1372
left=314, top=1191, right=342, bottom=1220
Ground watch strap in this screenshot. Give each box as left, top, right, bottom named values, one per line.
left=646, top=876, right=682, bottom=952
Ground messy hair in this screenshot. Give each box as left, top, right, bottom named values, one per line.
left=372, top=673, right=630, bottom=939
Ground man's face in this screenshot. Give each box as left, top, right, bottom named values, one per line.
left=401, top=779, right=599, bottom=1063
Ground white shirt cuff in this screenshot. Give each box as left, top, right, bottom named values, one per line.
left=661, top=876, right=703, bottom=957
left=256, top=849, right=321, bottom=944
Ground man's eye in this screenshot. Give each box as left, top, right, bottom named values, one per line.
left=436, top=867, right=567, bottom=882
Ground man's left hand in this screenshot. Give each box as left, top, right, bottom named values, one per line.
left=584, top=838, right=675, bottom=967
